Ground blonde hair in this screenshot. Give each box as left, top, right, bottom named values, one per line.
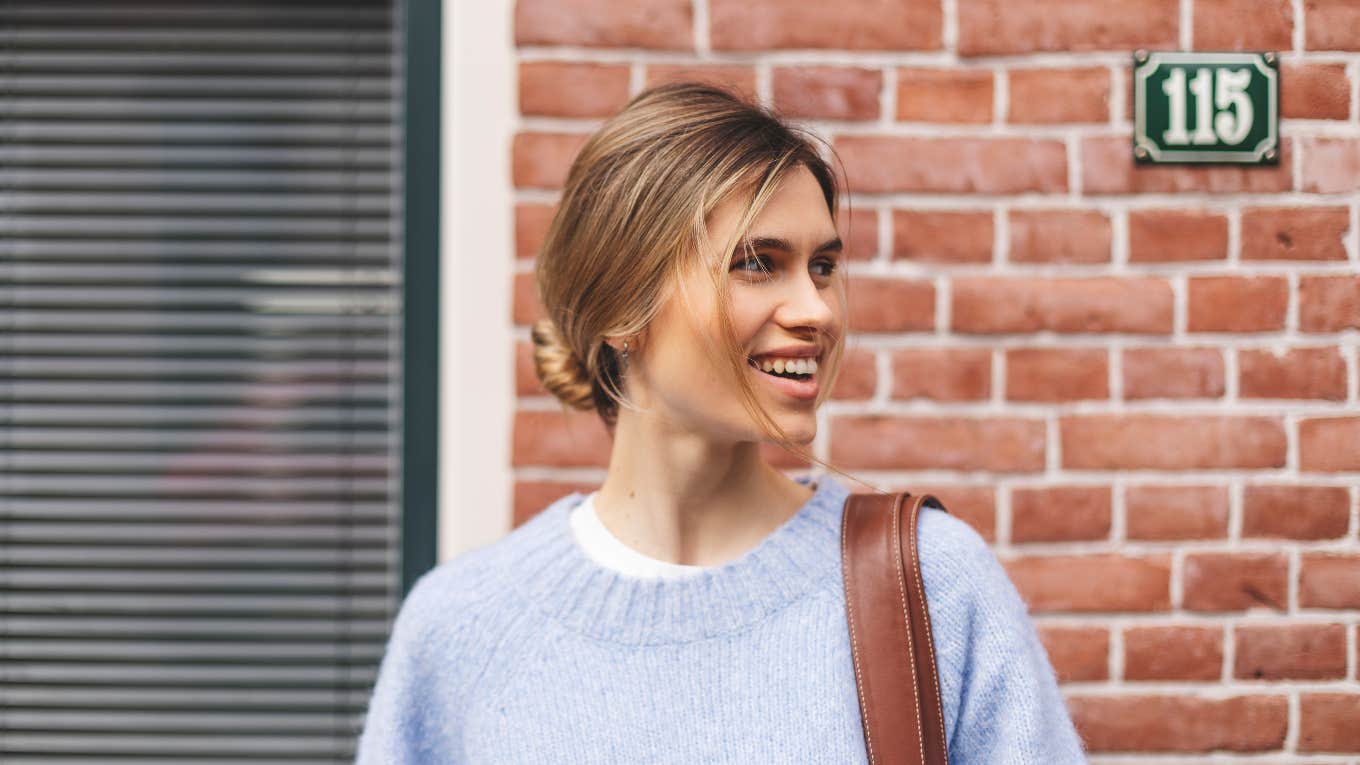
left=531, top=81, right=863, bottom=483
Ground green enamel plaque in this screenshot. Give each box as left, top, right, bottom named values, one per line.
left=1133, top=50, right=1279, bottom=164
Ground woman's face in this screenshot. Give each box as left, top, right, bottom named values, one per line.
left=628, top=164, right=846, bottom=446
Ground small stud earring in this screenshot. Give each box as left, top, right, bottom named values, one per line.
left=620, top=339, right=629, bottom=374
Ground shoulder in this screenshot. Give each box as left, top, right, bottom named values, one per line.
left=392, top=491, right=581, bottom=653
left=914, top=503, right=1035, bottom=642
left=916, top=504, right=1007, bottom=604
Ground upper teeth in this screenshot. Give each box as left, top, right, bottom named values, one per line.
left=753, top=357, right=817, bottom=375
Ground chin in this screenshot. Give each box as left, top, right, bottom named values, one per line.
left=771, top=415, right=817, bottom=446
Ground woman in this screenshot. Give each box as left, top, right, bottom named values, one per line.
left=357, top=82, right=1087, bottom=763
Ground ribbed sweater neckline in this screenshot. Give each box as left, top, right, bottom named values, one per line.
left=513, top=475, right=852, bottom=646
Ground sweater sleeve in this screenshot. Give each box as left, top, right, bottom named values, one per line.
left=917, top=509, right=1090, bottom=764
left=355, top=570, right=459, bottom=765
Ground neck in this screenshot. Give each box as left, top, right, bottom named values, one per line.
left=594, top=408, right=813, bottom=567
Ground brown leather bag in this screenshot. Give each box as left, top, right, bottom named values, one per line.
left=841, top=491, right=951, bottom=765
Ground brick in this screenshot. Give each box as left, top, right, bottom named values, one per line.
left=1239, top=347, right=1347, bottom=401
left=1004, top=554, right=1171, bottom=612
left=644, top=64, right=757, bottom=100
left=1123, top=347, right=1225, bottom=400
left=1305, top=0, right=1360, bottom=50
left=1183, top=552, right=1289, bottom=612
left=512, top=271, right=543, bottom=326
left=1299, top=416, right=1360, bottom=471
left=512, top=132, right=590, bottom=190
left=1061, top=415, right=1285, bottom=470
left=1067, top=695, right=1287, bottom=752
left=1245, top=485, right=1350, bottom=540
left=1008, top=210, right=1111, bottom=264
left=829, top=346, right=876, bottom=400
left=896, top=69, right=992, bottom=123
left=510, top=269, right=556, bottom=329
left=1300, top=275, right=1360, bottom=332
left=1281, top=62, right=1351, bottom=119
left=1187, top=276, right=1288, bottom=332
left=515, top=0, right=693, bottom=49
left=835, top=136, right=1067, bottom=194
left=890, top=347, right=992, bottom=401
left=839, top=206, right=879, bottom=261
left=1037, top=626, right=1109, bottom=683
left=1300, top=553, right=1360, bottom=609
left=772, top=66, right=881, bottom=121
left=846, top=277, right=935, bottom=332
left=1300, top=137, right=1360, bottom=192
left=515, top=203, right=556, bottom=259
left=1300, top=694, right=1360, bottom=752
left=1193, top=0, right=1293, bottom=50
left=830, top=416, right=1046, bottom=473
left=709, top=0, right=941, bottom=51
left=1007, top=67, right=1110, bottom=124
left=1128, top=209, right=1228, bottom=262
left=1234, top=623, right=1347, bottom=680
left=1005, top=347, right=1109, bottom=402
left=1125, top=485, right=1229, bottom=540
left=515, top=340, right=548, bottom=397
left=892, top=210, right=993, bottom=264
left=1123, top=625, right=1224, bottom=681
left=1011, top=485, right=1112, bottom=542
left=952, top=277, right=1173, bottom=334
left=512, top=408, right=612, bottom=468
left=1241, top=206, right=1350, bottom=261
left=891, top=483, right=997, bottom=541
left=514, top=480, right=599, bottom=527
left=1083, top=135, right=1292, bottom=194
left=518, top=61, right=631, bottom=117
left=957, top=0, right=1178, bottom=56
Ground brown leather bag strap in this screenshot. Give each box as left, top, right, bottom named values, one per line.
left=841, top=491, right=950, bottom=765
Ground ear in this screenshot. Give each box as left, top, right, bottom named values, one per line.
left=603, top=337, right=628, bottom=358
left=605, top=333, right=643, bottom=354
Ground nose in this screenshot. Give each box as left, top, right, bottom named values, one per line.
left=774, top=268, right=838, bottom=334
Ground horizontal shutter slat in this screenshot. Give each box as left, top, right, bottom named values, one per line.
left=3, top=545, right=391, bottom=567
left=1, top=593, right=393, bottom=616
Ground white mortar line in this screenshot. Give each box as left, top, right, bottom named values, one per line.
left=1109, top=622, right=1124, bottom=682
left=994, top=68, right=1008, bottom=125
left=942, top=0, right=958, bottom=57
left=1109, top=64, right=1125, bottom=125
left=692, top=0, right=709, bottom=56
left=877, top=202, right=892, bottom=263
left=1292, top=0, right=1305, bottom=54
left=1179, top=0, right=1192, bottom=50
left=755, top=61, right=772, bottom=106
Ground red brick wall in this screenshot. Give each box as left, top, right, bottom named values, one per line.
left=510, top=1, right=1360, bottom=757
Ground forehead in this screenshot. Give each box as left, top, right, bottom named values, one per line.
left=705, top=165, right=836, bottom=255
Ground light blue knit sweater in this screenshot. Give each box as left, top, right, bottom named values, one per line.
left=356, top=475, right=1089, bottom=763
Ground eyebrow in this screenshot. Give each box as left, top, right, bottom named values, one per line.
left=735, top=235, right=843, bottom=256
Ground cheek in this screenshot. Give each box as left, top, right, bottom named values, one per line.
left=725, top=296, right=772, bottom=345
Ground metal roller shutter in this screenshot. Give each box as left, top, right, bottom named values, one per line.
left=1, top=1, right=407, bottom=761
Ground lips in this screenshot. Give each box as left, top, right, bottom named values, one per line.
left=747, top=356, right=819, bottom=401
left=748, top=345, right=822, bottom=360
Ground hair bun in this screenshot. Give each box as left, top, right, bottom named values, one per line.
left=530, top=318, right=595, bottom=411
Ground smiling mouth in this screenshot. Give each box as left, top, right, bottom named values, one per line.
left=746, top=357, right=815, bottom=382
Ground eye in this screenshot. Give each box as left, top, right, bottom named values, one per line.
left=811, top=256, right=839, bottom=278
left=732, top=254, right=773, bottom=277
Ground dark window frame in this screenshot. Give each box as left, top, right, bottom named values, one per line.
left=401, top=0, right=440, bottom=597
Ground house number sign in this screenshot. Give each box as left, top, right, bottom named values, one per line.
left=1133, top=50, right=1280, bottom=164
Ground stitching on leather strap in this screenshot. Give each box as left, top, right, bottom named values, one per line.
left=893, top=493, right=925, bottom=762
left=842, top=500, right=876, bottom=765
left=911, top=495, right=949, bottom=761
